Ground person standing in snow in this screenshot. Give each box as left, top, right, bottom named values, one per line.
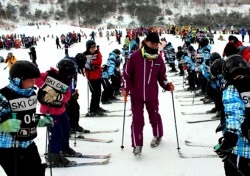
left=29, top=46, right=38, bottom=66
left=3, top=52, right=17, bottom=70
left=0, top=61, right=52, bottom=176
left=83, top=40, right=107, bottom=117
left=123, top=32, right=174, bottom=156
left=56, top=36, right=61, bottom=49
left=214, top=55, right=250, bottom=176
left=36, top=59, right=82, bottom=166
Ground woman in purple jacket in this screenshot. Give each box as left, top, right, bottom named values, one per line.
left=123, top=32, right=174, bottom=156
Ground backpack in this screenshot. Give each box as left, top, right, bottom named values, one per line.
left=75, top=53, right=86, bottom=74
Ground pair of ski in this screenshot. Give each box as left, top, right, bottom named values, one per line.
left=179, top=140, right=217, bottom=158
left=45, top=153, right=111, bottom=168
left=69, top=128, right=119, bottom=143
left=81, top=109, right=131, bottom=118
left=181, top=112, right=219, bottom=123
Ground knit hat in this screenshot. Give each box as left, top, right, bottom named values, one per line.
left=145, top=32, right=161, bottom=43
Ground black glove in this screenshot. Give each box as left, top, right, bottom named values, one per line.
left=215, top=123, right=225, bottom=133
left=78, top=67, right=83, bottom=74
left=214, top=132, right=238, bottom=162
left=72, top=91, right=79, bottom=100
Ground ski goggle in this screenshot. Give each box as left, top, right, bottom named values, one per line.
left=142, top=47, right=159, bottom=60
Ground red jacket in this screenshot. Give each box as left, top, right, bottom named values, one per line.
left=84, top=50, right=102, bottom=80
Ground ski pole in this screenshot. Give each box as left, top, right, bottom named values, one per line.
left=11, top=112, right=18, bottom=176
left=74, top=90, right=78, bottom=147
left=3, top=65, right=8, bottom=70
left=120, top=94, right=127, bottom=149
left=228, top=158, right=245, bottom=176
left=45, top=114, right=53, bottom=176
left=171, top=91, right=180, bottom=151
left=87, top=80, right=90, bottom=113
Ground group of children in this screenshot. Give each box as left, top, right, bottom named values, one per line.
left=166, top=33, right=250, bottom=175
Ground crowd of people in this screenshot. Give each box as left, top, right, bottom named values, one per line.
left=163, top=32, right=250, bottom=175
left=0, top=24, right=250, bottom=176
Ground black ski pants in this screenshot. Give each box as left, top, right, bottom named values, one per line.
left=88, top=78, right=102, bottom=112
left=66, top=96, right=80, bottom=130
left=101, top=78, right=114, bottom=102
left=224, top=153, right=250, bottom=176
left=0, top=142, right=46, bottom=176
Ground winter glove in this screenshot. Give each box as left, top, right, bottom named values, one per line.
left=72, top=91, right=79, bottom=100
left=165, top=82, right=174, bottom=91
left=214, top=132, right=238, bottom=162
left=122, top=90, right=128, bottom=102
left=37, top=116, right=54, bottom=127
left=0, top=119, right=22, bottom=133
left=43, top=86, right=58, bottom=102
left=214, top=139, right=232, bottom=162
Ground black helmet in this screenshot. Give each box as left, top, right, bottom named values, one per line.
left=210, top=52, right=221, bottom=64
left=10, top=60, right=40, bottom=79
left=86, top=40, right=96, bottom=49
left=57, top=59, right=76, bottom=77
left=177, top=46, right=182, bottom=50
left=184, top=41, right=191, bottom=47
left=222, top=54, right=249, bottom=81
left=211, top=59, right=225, bottom=76
left=188, top=45, right=194, bottom=52
left=112, top=49, right=121, bottom=55
left=199, top=37, right=209, bottom=47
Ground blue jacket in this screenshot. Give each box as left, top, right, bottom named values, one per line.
left=102, top=52, right=116, bottom=79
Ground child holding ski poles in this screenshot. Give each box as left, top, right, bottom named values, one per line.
left=0, top=60, right=53, bottom=176
left=214, top=55, right=250, bottom=176
left=36, top=58, right=82, bottom=167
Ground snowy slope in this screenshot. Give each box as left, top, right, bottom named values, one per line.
left=0, top=24, right=250, bottom=176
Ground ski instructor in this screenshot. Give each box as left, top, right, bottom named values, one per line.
left=123, top=32, right=174, bottom=156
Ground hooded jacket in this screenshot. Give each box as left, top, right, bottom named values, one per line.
left=123, top=48, right=168, bottom=101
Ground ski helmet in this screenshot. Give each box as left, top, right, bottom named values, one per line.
left=222, top=54, right=249, bottom=81
left=185, top=41, right=191, bottom=47
left=112, top=49, right=121, bottom=55
left=86, top=40, right=96, bottom=49
left=188, top=45, right=195, bottom=52
left=9, top=60, right=40, bottom=79
left=223, top=43, right=239, bottom=57
left=177, top=46, right=182, bottom=50
left=210, top=59, right=225, bottom=77
left=199, top=37, right=209, bottom=48
left=210, top=52, right=221, bottom=64
left=57, top=59, right=76, bottom=77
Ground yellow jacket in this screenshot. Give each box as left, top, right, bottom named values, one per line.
left=4, top=56, right=17, bottom=70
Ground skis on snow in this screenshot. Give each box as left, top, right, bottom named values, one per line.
left=65, top=153, right=111, bottom=159
left=45, top=153, right=111, bottom=159
left=70, top=135, right=113, bottom=143
left=179, top=152, right=217, bottom=158
left=181, top=112, right=210, bottom=115
left=80, top=128, right=119, bottom=134
left=185, top=140, right=214, bottom=148
left=186, top=118, right=219, bottom=123
left=178, top=140, right=217, bottom=158
left=46, top=158, right=110, bottom=168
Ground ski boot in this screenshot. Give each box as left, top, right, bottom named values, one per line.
left=133, top=146, right=142, bottom=157
left=206, top=107, right=217, bottom=114
left=46, top=153, right=77, bottom=167
left=60, top=147, right=82, bottom=157
left=150, top=137, right=162, bottom=148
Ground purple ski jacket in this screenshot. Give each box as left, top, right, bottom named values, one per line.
left=123, top=48, right=169, bottom=101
